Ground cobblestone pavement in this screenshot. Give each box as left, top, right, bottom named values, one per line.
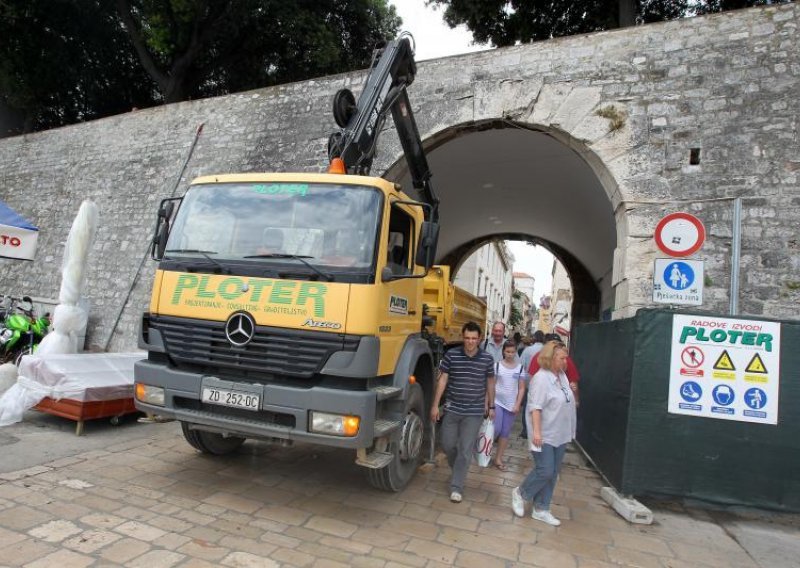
left=1, top=418, right=798, bottom=568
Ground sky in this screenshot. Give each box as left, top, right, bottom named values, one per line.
left=390, top=0, right=557, bottom=302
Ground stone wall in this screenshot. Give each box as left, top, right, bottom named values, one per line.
left=0, top=4, right=797, bottom=351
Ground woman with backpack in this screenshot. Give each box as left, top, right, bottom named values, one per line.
left=492, top=340, right=527, bottom=470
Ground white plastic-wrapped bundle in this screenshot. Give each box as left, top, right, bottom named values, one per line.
left=33, top=200, right=98, bottom=358
left=36, top=303, right=89, bottom=356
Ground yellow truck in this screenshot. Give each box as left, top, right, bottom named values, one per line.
left=134, top=38, right=486, bottom=491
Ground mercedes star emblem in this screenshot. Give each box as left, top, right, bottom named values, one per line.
left=225, top=312, right=255, bottom=347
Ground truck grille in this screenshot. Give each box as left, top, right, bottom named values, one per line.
left=149, top=315, right=360, bottom=380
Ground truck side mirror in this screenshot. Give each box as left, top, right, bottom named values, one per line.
left=151, top=198, right=180, bottom=261
left=415, top=221, right=439, bottom=269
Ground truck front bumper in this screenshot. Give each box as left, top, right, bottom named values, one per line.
left=134, top=360, right=376, bottom=448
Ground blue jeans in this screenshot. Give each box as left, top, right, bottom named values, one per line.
left=440, top=412, right=484, bottom=493
left=519, top=443, right=567, bottom=510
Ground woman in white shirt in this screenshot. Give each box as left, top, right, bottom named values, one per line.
left=492, top=341, right=527, bottom=470
left=510, top=341, right=577, bottom=526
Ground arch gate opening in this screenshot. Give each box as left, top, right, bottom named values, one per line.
left=385, top=121, right=619, bottom=328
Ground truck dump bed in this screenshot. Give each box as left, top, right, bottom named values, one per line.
left=423, top=266, right=487, bottom=345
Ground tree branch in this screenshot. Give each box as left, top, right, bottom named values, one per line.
left=114, top=0, right=168, bottom=92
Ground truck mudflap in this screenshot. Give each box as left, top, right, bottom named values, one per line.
left=134, top=359, right=377, bottom=449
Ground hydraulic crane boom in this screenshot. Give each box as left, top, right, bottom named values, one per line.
left=327, top=36, right=439, bottom=222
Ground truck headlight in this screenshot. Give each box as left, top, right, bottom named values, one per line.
left=135, top=383, right=165, bottom=406
left=310, top=411, right=360, bottom=437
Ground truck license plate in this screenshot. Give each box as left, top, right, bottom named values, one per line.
left=202, top=387, right=260, bottom=411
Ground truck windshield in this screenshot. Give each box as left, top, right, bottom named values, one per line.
left=165, top=182, right=381, bottom=272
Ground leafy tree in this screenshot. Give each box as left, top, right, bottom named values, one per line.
left=0, top=0, right=400, bottom=134
left=426, top=0, right=789, bottom=47
left=0, top=1, right=156, bottom=133
left=115, top=0, right=401, bottom=103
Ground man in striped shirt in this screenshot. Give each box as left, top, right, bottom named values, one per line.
left=431, top=321, right=496, bottom=503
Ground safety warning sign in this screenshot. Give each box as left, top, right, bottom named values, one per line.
left=668, top=314, right=781, bottom=425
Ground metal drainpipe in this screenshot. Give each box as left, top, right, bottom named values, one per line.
left=729, top=197, right=742, bottom=315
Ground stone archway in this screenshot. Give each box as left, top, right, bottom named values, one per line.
left=385, top=120, right=619, bottom=326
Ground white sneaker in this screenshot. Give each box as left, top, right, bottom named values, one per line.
left=531, top=508, right=561, bottom=526
left=511, top=487, right=525, bottom=517
left=449, top=491, right=462, bottom=503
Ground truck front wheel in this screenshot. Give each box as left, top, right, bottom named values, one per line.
left=368, top=383, right=425, bottom=492
left=181, top=422, right=246, bottom=455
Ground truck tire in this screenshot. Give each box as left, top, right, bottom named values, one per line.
left=368, top=383, right=425, bottom=492
left=180, top=422, right=246, bottom=455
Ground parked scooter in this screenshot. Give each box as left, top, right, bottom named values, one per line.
left=0, top=296, right=50, bottom=366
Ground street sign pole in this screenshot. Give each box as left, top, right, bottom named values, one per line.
left=730, top=197, right=742, bottom=315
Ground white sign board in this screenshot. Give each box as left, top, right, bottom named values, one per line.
left=653, top=258, right=703, bottom=306
left=0, top=224, right=38, bottom=261
left=668, top=314, right=781, bottom=425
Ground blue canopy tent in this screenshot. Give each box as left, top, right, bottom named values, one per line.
left=0, top=201, right=38, bottom=260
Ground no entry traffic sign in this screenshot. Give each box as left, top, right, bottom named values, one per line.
left=654, top=212, right=706, bottom=257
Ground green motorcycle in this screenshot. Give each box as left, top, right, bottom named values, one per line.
left=0, top=296, right=50, bottom=365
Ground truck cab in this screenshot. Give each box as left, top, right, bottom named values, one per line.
left=136, top=171, right=442, bottom=490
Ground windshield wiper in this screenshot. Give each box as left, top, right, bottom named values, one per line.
left=164, top=249, right=229, bottom=274
left=243, top=253, right=333, bottom=281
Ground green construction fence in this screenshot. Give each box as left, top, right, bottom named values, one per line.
left=572, top=308, right=800, bottom=512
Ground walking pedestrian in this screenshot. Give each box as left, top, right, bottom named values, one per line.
left=518, top=330, right=545, bottom=438
left=492, top=341, right=527, bottom=471
left=511, top=341, right=577, bottom=526
left=482, top=321, right=507, bottom=363
left=529, top=335, right=581, bottom=407
left=431, top=321, right=496, bottom=503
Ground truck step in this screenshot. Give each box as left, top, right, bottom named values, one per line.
left=371, top=386, right=403, bottom=401
left=355, top=450, right=394, bottom=469
left=374, top=419, right=402, bottom=438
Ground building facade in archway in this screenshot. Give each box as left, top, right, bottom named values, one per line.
left=0, top=4, right=796, bottom=350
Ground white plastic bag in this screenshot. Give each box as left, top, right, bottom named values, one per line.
left=474, top=418, right=494, bottom=467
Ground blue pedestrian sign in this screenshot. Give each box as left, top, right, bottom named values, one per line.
left=653, top=258, right=703, bottom=306
left=664, top=261, right=694, bottom=290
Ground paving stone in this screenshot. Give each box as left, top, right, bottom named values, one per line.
left=152, top=532, right=193, bottom=550
left=0, top=537, right=57, bottom=567
left=404, top=538, right=459, bottom=564
left=606, top=546, right=664, bottom=568
left=610, top=529, right=675, bottom=557
left=269, top=547, right=316, bottom=567
left=62, top=529, right=122, bottom=553
left=176, top=538, right=230, bottom=561
left=99, top=537, right=152, bottom=564
left=371, top=547, right=428, bottom=568
left=255, top=505, right=311, bottom=526
left=220, top=551, right=280, bottom=567
left=0, top=526, right=26, bottom=549
left=125, top=549, right=186, bottom=567
left=23, top=548, right=94, bottom=568
left=436, top=527, right=520, bottom=561
left=0, top=505, right=53, bottom=531
left=202, top=492, right=261, bottom=514
left=454, top=550, right=509, bottom=568
left=27, top=519, right=83, bottom=543
left=114, top=520, right=167, bottom=542
left=319, top=534, right=373, bottom=555
left=519, top=544, right=579, bottom=567
left=436, top=511, right=480, bottom=532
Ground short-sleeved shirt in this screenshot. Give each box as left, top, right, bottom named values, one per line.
left=525, top=369, right=577, bottom=450
left=439, top=347, right=495, bottom=416
left=494, top=361, right=527, bottom=411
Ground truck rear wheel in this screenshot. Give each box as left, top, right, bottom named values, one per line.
left=181, top=422, right=246, bottom=455
left=368, top=383, right=425, bottom=492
